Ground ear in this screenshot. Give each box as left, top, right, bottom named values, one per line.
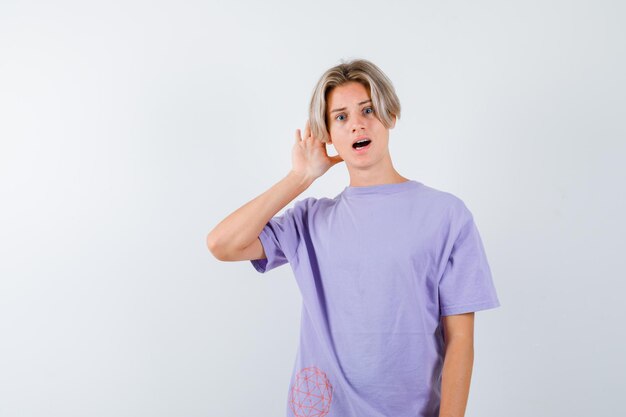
left=389, top=115, right=397, bottom=129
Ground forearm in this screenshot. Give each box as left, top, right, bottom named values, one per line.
left=438, top=338, right=474, bottom=417
left=206, top=170, right=313, bottom=257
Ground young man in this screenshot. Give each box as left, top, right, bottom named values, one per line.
left=207, top=59, right=501, bottom=417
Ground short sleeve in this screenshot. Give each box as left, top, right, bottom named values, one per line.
left=250, top=198, right=309, bottom=274
left=438, top=206, right=501, bottom=316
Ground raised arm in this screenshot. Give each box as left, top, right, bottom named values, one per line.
left=207, top=171, right=313, bottom=261
left=206, top=120, right=343, bottom=262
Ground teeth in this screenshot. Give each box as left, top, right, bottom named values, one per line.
left=353, top=139, right=371, bottom=149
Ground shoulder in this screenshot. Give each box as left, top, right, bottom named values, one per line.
left=293, top=195, right=337, bottom=211
left=417, top=182, right=474, bottom=226
left=418, top=182, right=470, bottom=210
left=290, top=196, right=321, bottom=213
left=285, top=196, right=335, bottom=220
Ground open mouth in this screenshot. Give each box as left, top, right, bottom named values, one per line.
left=352, top=139, right=372, bottom=152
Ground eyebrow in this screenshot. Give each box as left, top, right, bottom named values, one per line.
left=330, top=99, right=372, bottom=114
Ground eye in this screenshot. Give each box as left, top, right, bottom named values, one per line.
left=364, top=107, right=374, bottom=114
left=335, top=114, right=346, bottom=121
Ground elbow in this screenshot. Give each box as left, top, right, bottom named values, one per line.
left=206, top=233, right=226, bottom=261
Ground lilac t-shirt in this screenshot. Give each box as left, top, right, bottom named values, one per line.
left=250, top=180, right=500, bottom=417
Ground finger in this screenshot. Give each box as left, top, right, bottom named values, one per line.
left=329, top=154, right=344, bottom=165
left=295, top=128, right=302, bottom=142
left=304, top=119, right=311, bottom=138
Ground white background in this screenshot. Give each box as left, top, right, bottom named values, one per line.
left=1, top=0, right=624, bottom=416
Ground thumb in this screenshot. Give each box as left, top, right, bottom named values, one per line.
left=328, top=154, right=344, bottom=165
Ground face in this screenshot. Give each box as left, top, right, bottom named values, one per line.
left=326, top=81, right=396, bottom=167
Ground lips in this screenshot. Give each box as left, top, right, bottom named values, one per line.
left=352, top=136, right=371, bottom=146
left=352, top=141, right=372, bottom=153
left=352, top=136, right=372, bottom=150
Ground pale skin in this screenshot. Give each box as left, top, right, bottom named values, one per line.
left=207, top=81, right=475, bottom=417
left=294, top=81, right=409, bottom=187
left=440, top=312, right=475, bottom=417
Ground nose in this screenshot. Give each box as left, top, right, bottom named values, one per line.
left=351, top=113, right=366, bottom=133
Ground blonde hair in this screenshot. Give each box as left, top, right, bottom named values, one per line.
left=308, top=58, right=401, bottom=144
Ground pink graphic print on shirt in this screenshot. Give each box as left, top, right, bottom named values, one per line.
left=288, top=366, right=333, bottom=417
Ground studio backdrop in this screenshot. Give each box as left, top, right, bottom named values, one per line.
left=1, top=1, right=624, bottom=416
